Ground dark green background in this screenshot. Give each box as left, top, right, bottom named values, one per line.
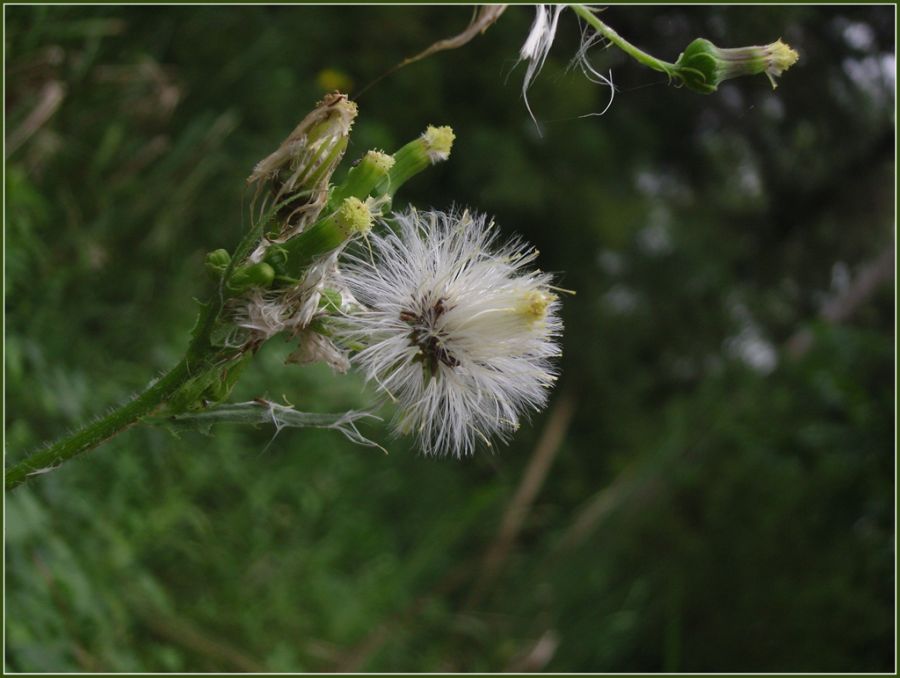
left=5, top=5, right=895, bottom=672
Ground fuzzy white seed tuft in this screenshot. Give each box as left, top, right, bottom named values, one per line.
left=336, top=209, right=563, bottom=457
left=519, top=5, right=565, bottom=132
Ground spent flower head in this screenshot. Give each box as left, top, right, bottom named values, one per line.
left=247, top=92, right=358, bottom=236
left=336, top=208, right=563, bottom=457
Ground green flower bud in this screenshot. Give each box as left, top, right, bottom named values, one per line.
left=330, top=150, right=396, bottom=205
left=263, top=245, right=289, bottom=271
left=421, top=125, right=456, bottom=163
left=332, top=196, right=374, bottom=238
left=282, top=197, right=373, bottom=275
left=674, top=38, right=799, bottom=94
left=205, top=248, right=231, bottom=278
left=227, top=262, right=276, bottom=292
left=376, top=125, right=455, bottom=200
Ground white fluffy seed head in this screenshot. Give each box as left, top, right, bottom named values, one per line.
left=335, top=208, right=563, bottom=457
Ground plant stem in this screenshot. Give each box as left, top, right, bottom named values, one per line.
left=569, top=5, right=678, bottom=78
left=5, top=359, right=195, bottom=491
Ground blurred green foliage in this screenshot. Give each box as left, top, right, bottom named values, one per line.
left=4, top=5, right=894, bottom=672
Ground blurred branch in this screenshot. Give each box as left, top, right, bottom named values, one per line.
left=336, top=390, right=575, bottom=671
left=398, top=5, right=507, bottom=68
left=353, top=5, right=507, bottom=99
left=6, top=80, right=66, bottom=158
left=557, top=458, right=662, bottom=552
left=786, top=247, right=895, bottom=358
left=32, top=551, right=106, bottom=672
left=466, top=390, right=576, bottom=608
left=555, top=428, right=718, bottom=553
left=505, top=629, right=560, bottom=672
left=133, top=605, right=266, bottom=672
left=334, top=562, right=474, bottom=672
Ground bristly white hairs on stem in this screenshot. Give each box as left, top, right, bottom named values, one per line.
left=519, top=5, right=616, bottom=131
left=335, top=208, right=562, bottom=458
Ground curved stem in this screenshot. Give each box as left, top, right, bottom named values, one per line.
left=5, top=359, right=193, bottom=491
left=570, top=5, right=678, bottom=78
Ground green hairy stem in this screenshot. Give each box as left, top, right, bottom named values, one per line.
left=5, top=360, right=192, bottom=490
left=6, top=218, right=243, bottom=491
left=569, top=5, right=678, bottom=79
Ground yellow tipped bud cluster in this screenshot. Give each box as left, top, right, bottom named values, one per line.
left=674, top=37, right=799, bottom=94
left=241, top=95, right=460, bottom=295
left=765, top=40, right=800, bottom=84
left=364, top=150, right=396, bottom=174
left=422, top=125, right=456, bottom=163
left=279, top=196, right=374, bottom=276
left=378, top=125, right=455, bottom=200
left=330, top=149, right=396, bottom=207
left=333, top=196, right=374, bottom=237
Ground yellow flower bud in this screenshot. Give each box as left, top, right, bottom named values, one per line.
left=422, top=125, right=456, bottom=163
left=333, top=196, right=373, bottom=237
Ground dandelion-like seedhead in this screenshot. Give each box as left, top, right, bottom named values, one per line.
left=336, top=209, right=563, bottom=457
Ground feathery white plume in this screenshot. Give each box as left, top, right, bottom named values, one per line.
left=572, top=14, right=616, bottom=117
left=519, top=4, right=565, bottom=132
left=336, top=209, right=562, bottom=457
left=519, top=5, right=617, bottom=127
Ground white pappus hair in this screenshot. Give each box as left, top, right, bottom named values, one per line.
left=519, top=4, right=565, bottom=131
left=335, top=208, right=563, bottom=457
left=518, top=4, right=616, bottom=129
